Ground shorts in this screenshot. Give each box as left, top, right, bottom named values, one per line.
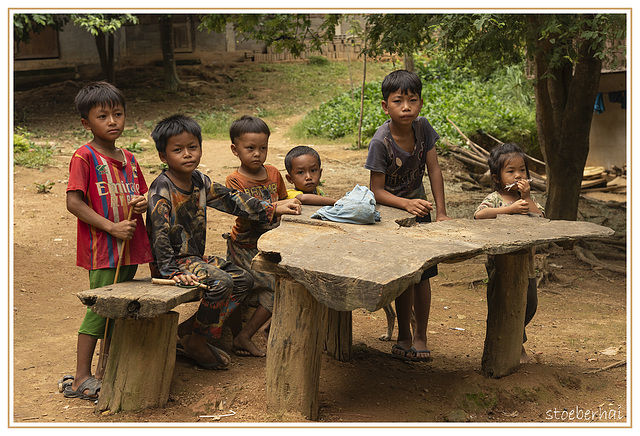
left=78, top=265, right=138, bottom=339
left=416, top=213, right=438, bottom=280
left=226, top=238, right=275, bottom=313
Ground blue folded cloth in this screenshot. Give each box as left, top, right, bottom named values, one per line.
left=593, top=92, right=605, bottom=114
left=311, top=184, right=381, bottom=224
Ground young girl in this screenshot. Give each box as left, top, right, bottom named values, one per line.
left=474, top=143, right=544, bottom=363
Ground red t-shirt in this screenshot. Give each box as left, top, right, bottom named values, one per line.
left=67, top=144, right=153, bottom=270
left=225, top=164, right=287, bottom=248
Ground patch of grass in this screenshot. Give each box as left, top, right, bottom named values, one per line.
left=462, top=392, right=498, bottom=412
left=308, top=55, right=329, bottom=66
left=124, top=142, right=145, bottom=153
left=293, top=56, right=537, bottom=154
left=13, top=128, right=56, bottom=169
left=231, top=59, right=393, bottom=117
left=34, top=180, right=55, bottom=193
left=195, top=107, right=237, bottom=139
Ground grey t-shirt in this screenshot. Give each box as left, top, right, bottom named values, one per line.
left=364, top=116, right=439, bottom=198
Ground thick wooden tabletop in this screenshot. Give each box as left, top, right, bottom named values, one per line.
left=77, top=278, right=203, bottom=319
left=254, top=204, right=614, bottom=312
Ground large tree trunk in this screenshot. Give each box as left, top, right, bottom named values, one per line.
left=531, top=16, right=603, bottom=221
left=94, top=33, right=115, bottom=83
left=159, top=15, right=183, bottom=92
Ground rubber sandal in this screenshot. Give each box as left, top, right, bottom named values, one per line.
left=391, top=344, right=412, bottom=361
left=63, top=376, right=101, bottom=400
left=408, top=347, right=432, bottom=362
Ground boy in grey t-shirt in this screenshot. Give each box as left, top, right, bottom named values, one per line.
left=365, top=69, right=450, bottom=362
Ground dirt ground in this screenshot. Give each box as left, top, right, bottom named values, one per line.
left=10, top=65, right=629, bottom=427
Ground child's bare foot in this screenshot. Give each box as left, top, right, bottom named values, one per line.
left=259, top=319, right=271, bottom=343
left=520, top=345, right=531, bottom=363
left=408, top=338, right=432, bottom=362
left=233, top=335, right=266, bottom=357
left=180, top=334, right=229, bottom=368
left=391, top=338, right=412, bottom=359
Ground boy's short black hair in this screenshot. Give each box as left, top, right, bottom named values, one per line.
left=381, top=70, right=423, bottom=102
left=284, top=146, right=321, bottom=173
left=74, top=81, right=127, bottom=120
left=151, top=114, right=202, bottom=153
left=229, top=115, right=270, bottom=143
left=488, top=142, right=531, bottom=191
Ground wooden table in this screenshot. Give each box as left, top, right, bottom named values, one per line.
left=252, top=205, right=614, bottom=420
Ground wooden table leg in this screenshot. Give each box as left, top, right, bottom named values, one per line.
left=325, top=309, right=352, bottom=361
left=97, top=311, right=178, bottom=412
left=481, top=251, right=528, bottom=378
left=266, top=275, right=327, bottom=420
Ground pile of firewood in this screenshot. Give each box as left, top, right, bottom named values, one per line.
left=444, top=118, right=547, bottom=192
left=444, top=119, right=626, bottom=277
left=580, top=165, right=627, bottom=195
left=445, top=118, right=626, bottom=196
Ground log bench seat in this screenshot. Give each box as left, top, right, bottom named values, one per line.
left=76, top=278, right=204, bottom=413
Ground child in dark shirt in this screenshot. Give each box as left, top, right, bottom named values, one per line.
left=365, top=70, right=450, bottom=362
left=146, top=114, right=300, bottom=369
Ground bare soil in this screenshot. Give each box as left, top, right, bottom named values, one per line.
left=11, top=64, right=628, bottom=426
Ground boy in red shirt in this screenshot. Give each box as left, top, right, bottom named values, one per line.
left=64, top=82, right=153, bottom=400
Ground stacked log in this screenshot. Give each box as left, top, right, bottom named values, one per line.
left=580, top=165, right=627, bottom=194
left=444, top=118, right=547, bottom=192
left=445, top=119, right=626, bottom=196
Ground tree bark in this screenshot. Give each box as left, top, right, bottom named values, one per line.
left=481, top=252, right=528, bottom=378
left=159, top=15, right=183, bottom=92
left=97, top=311, right=178, bottom=413
left=530, top=15, right=603, bottom=221
left=94, top=32, right=115, bottom=83
left=324, top=309, right=352, bottom=361
left=266, top=275, right=327, bottom=420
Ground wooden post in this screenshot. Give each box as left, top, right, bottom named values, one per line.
left=481, top=251, right=528, bottom=378
left=97, top=311, right=179, bottom=413
left=324, top=309, right=352, bottom=361
left=266, top=275, right=327, bottom=420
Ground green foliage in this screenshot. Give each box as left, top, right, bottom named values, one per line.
left=34, top=180, right=55, bottom=194
left=294, top=56, right=537, bottom=151
left=13, top=13, right=68, bottom=43
left=13, top=129, right=56, bottom=169
left=124, top=142, right=145, bottom=153
left=308, top=56, right=329, bottom=66
left=364, top=14, right=438, bottom=59
left=71, top=13, right=138, bottom=36
left=198, top=14, right=341, bottom=57
left=195, top=108, right=237, bottom=139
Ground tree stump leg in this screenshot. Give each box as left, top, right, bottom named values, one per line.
left=97, top=311, right=178, bottom=412
left=325, top=309, right=352, bottom=361
left=481, top=252, right=528, bottom=378
left=266, top=275, right=327, bottom=420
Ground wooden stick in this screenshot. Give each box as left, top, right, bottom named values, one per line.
left=96, top=206, right=134, bottom=375
left=583, top=360, right=626, bottom=374
left=446, top=117, right=490, bottom=158
left=151, top=277, right=209, bottom=289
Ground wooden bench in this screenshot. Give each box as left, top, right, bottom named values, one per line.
left=76, top=278, right=203, bottom=412
left=252, top=205, right=615, bottom=420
